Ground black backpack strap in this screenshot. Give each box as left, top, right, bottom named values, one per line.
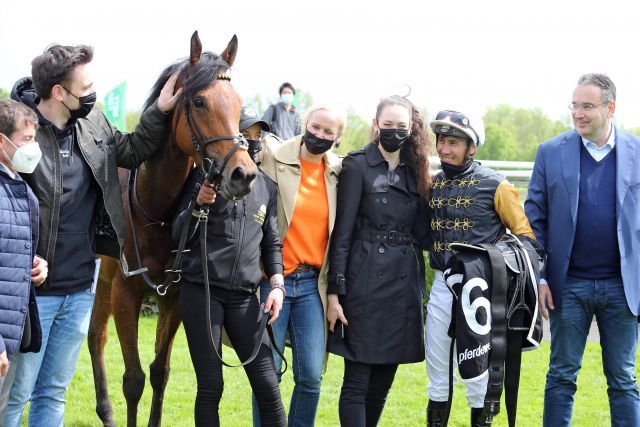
left=478, top=243, right=508, bottom=422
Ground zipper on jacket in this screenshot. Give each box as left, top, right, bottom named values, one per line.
left=43, top=127, right=62, bottom=288
left=229, top=199, right=247, bottom=287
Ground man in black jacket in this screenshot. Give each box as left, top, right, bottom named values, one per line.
left=4, top=44, right=181, bottom=427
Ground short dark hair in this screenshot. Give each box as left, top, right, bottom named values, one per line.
left=577, top=73, right=616, bottom=102
left=279, top=82, right=295, bottom=95
left=31, top=44, right=94, bottom=100
left=0, top=99, right=38, bottom=138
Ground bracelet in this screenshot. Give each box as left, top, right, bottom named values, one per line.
left=271, top=282, right=286, bottom=297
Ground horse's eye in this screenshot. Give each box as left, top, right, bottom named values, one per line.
left=193, top=97, right=206, bottom=109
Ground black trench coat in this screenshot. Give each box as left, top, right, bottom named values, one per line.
left=327, top=142, right=429, bottom=364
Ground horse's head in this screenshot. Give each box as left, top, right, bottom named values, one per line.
left=167, top=32, right=256, bottom=200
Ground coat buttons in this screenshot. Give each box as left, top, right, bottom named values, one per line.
left=402, top=248, right=408, bottom=254
left=381, top=197, right=387, bottom=204
left=278, top=165, right=285, bottom=171
left=25, top=242, right=31, bottom=249
left=378, top=247, right=385, bottom=254
left=401, top=273, right=407, bottom=280
left=24, top=274, right=30, bottom=281
left=376, top=272, right=383, bottom=279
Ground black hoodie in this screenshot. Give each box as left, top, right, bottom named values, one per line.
left=12, top=78, right=100, bottom=295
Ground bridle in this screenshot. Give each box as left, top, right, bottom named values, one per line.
left=180, top=71, right=248, bottom=192
left=125, top=68, right=246, bottom=295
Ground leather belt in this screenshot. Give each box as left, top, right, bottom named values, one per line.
left=293, top=264, right=318, bottom=274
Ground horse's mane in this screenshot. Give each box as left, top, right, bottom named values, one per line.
left=143, top=51, right=230, bottom=111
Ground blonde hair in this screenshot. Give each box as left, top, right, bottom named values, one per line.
left=302, top=105, right=348, bottom=139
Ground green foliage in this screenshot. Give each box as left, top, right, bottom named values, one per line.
left=482, top=104, right=571, bottom=161
left=627, top=127, right=640, bottom=137
left=126, top=110, right=142, bottom=132
left=335, top=109, right=371, bottom=156
left=476, top=122, right=518, bottom=161
left=243, top=93, right=269, bottom=116
left=0, top=87, right=9, bottom=99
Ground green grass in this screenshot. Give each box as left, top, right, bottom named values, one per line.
left=24, top=316, right=633, bottom=426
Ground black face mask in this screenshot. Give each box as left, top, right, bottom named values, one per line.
left=441, top=158, right=474, bottom=178
left=247, top=139, right=262, bottom=164
left=378, top=128, right=409, bottom=152
left=62, top=88, right=97, bottom=120
left=303, top=130, right=334, bottom=155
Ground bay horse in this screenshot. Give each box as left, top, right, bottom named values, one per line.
left=87, top=31, right=256, bottom=427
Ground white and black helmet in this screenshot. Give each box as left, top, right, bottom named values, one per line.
left=430, top=110, right=485, bottom=148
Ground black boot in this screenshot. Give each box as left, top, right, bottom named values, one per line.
left=427, top=400, right=449, bottom=427
left=471, top=408, right=492, bottom=427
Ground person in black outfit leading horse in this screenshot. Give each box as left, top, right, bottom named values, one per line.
left=173, top=108, right=286, bottom=426
left=326, top=95, right=432, bottom=426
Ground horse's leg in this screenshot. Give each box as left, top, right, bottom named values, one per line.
left=148, top=290, right=182, bottom=427
left=112, top=274, right=146, bottom=427
left=88, top=256, right=119, bottom=427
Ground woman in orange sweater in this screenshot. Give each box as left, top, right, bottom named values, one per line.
left=253, top=105, right=346, bottom=426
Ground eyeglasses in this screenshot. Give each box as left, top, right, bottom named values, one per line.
left=568, top=101, right=610, bottom=112
left=435, top=110, right=479, bottom=144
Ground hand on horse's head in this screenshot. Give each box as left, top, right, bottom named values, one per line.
left=157, top=71, right=183, bottom=113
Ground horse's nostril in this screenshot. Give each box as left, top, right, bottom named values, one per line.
left=230, top=166, right=256, bottom=184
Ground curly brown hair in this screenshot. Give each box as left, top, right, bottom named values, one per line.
left=374, top=95, right=431, bottom=200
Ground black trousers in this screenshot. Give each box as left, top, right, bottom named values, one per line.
left=338, top=359, right=399, bottom=426
left=179, top=281, right=286, bottom=426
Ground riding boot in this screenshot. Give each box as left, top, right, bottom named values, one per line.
left=471, top=407, right=492, bottom=427
left=427, top=400, right=450, bottom=427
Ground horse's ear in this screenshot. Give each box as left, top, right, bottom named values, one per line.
left=220, top=35, right=238, bottom=67
left=190, top=31, right=203, bottom=67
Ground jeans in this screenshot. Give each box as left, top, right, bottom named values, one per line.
left=3, top=288, right=95, bottom=427
left=253, top=270, right=325, bottom=427
left=180, top=281, right=285, bottom=427
left=339, top=359, right=398, bottom=427
left=544, top=276, right=640, bottom=427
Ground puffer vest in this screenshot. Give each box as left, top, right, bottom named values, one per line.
left=429, top=161, right=506, bottom=271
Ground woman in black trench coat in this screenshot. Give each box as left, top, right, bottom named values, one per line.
left=326, top=95, right=432, bottom=426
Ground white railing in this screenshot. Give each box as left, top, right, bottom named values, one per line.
left=429, top=157, right=533, bottom=185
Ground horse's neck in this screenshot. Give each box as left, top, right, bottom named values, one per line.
left=136, top=137, right=193, bottom=220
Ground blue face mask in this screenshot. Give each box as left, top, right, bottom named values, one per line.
left=280, top=93, right=294, bottom=105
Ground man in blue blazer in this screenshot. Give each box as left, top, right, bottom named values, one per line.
left=526, top=73, right=640, bottom=427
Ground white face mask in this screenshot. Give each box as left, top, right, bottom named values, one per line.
left=1, top=134, right=42, bottom=174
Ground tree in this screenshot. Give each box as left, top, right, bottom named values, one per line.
left=475, top=122, right=517, bottom=161
left=0, top=87, right=9, bottom=99
left=126, top=110, right=142, bottom=132
left=483, top=104, right=570, bottom=161
left=335, top=109, right=370, bottom=156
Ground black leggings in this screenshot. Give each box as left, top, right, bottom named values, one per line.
left=179, top=281, right=286, bottom=426
left=338, top=359, right=399, bottom=427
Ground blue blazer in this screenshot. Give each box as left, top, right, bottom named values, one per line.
left=525, top=128, right=640, bottom=314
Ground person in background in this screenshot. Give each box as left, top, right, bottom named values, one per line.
left=262, top=82, right=301, bottom=140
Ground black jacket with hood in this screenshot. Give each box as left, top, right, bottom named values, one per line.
left=11, top=78, right=167, bottom=293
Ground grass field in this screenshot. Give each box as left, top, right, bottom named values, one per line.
left=13, top=315, right=623, bottom=426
